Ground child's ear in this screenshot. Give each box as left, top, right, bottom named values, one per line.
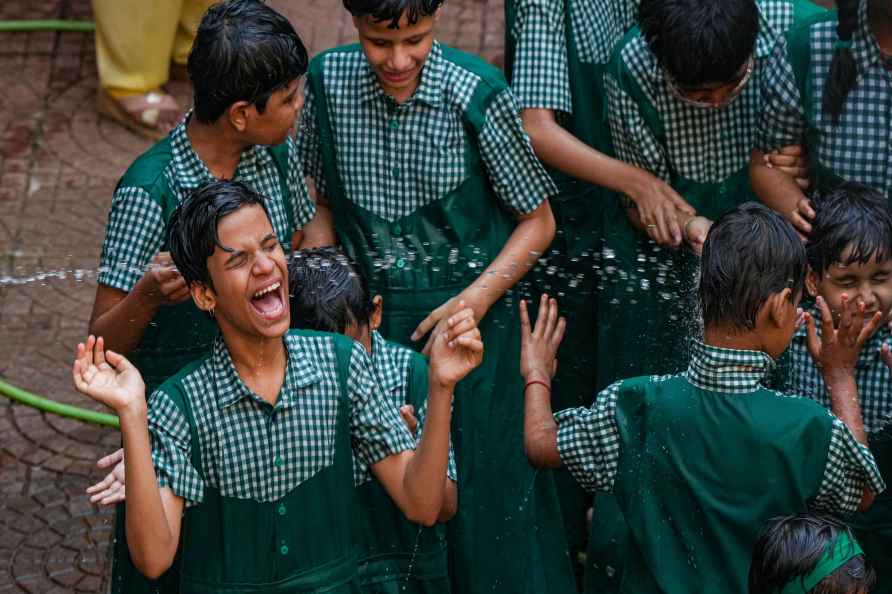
left=370, top=295, right=383, bottom=331
left=767, top=287, right=794, bottom=328
left=227, top=101, right=251, bottom=133
left=805, top=268, right=820, bottom=298
left=191, top=282, right=217, bottom=316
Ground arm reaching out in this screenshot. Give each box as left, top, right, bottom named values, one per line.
left=519, top=294, right=566, bottom=469
left=72, top=336, right=183, bottom=578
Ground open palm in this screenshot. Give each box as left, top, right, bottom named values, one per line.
left=72, top=336, right=145, bottom=413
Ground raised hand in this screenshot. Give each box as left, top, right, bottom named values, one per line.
left=143, top=251, right=190, bottom=305
left=805, top=295, right=881, bottom=378
left=428, top=302, right=484, bottom=389
left=519, top=295, right=566, bottom=383
left=72, top=336, right=146, bottom=414
left=86, top=448, right=126, bottom=506
left=683, top=216, right=713, bottom=257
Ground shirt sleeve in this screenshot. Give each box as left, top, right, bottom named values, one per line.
left=604, top=71, right=670, bottom=182
left=147, top=389, right=205, bottom=505
left=348, top=343, right=416, bottom=483
left=478, top=88, right=557, bottom=214
left=509, top=0, right=572, bottom=115
left=284, top=136, right=316, bottom=229
left=554, top=381, right=623, bottom=493
left=296, top=82, right=328, bottom=199
left=756, top=40, right=807, bottom=152
left=96, top=186, right=165, bottom=292
left=811, top=417, right=885, bottom=515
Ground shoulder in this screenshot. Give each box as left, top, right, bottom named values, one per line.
left=150, top=354, right=213, bottom=414
left=308, top=44, right=365, bottom=85
left=117, top=135, right=175, bottom=196
left=284, top=329, right=362, bottom=370
left=609, top=28, right=657, bottom=96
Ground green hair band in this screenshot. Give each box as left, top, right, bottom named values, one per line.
left=779, top=531, right=864, bottom=594
left=835, top=39, right=854, bottom=50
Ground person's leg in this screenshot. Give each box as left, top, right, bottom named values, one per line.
left=92, top=0, right=184, bottom=137
left=172, top=0, right=216, bottom=67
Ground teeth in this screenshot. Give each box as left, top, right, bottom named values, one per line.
left=253, top=282, right=280, bottom=299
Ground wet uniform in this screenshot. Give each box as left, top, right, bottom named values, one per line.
left=557, top=340, right=884, bottom=594
left=354, top=331, right=457, bottom=594
left=97, top=116, right=315, bottom=594
left=298, top=41, right=576, bottom=594
left=505, top=0, right=639, bottom=570
left=147, top=331, right=416, bottom=593
left=783, top=308, right=892, bottom=593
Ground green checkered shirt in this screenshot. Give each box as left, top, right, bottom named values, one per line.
left=148, top=332, right=416, bottom=504
left=757, top=0, right=892, bottom=197
left=605, top=0, right=806, bottom=187
left=98, top=116, right=315, bottom=292
left=297, top=42, right=555, bottom=222
left=509, top=0, right=639, bottom=112
left=352, top=331, right=457, bottom=485
left=555, top=339, right=885, bottom=514
left=783, top=307, right=892, bottom=435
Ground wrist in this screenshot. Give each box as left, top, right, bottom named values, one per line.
left=822, top=364, right=855, bottom=386
left=524, top=368, right=551, bottom=385
left=117, top=400, right=148, bottom=424
left=133, top=275, right=163, bottom=310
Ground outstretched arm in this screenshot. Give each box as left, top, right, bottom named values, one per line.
left=72, top=336, right=183, bottom=578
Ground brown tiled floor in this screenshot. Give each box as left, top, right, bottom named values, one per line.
left=0, top=1, right=503, bottom=591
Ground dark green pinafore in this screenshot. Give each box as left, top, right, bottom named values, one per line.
left=612, top=376, right=831, bottom=594
left=163, top=332, right=362, bottom=594
left=786, top=19, right=892, bottom=589
left=356, top=348, right=450, bottom=594
left=111, top=139, right=295, bottom=594
left=308, top=45, right=576, bottom=594
left=506, top=0, right=625, bottom=567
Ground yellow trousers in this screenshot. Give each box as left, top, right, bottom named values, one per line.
left=92, top=0, right=215, bottom=97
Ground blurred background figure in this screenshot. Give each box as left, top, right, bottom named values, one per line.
left=92, top=0, right=215, bottom=139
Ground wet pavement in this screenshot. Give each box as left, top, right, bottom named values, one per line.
left=0, top=0, right=503, bottom=591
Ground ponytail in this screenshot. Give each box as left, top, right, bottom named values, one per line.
left=821, top=0, right=860, bottom=124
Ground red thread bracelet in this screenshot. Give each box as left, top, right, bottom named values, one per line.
left=525, top=379, right=551, bottom=393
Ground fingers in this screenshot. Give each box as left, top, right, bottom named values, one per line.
left=794, top=177, right=811, bottom=191
left=412, top=306, right=443, bottom=342
left=804, top=311, right=820, bottom=361
left=104, top=348, right=132, bottom=373
left=837, top=295, right=854, bottom=342
left=97, top=448, right=124, bottom=469
left=100, top=487, right=126, bottom=506
left=551, top=316, right=567, bottom=351
left=777, top=144, right=805, bottom=157
left=666, top=189, right=696, bottom=216
left=881, top=342, right=892, bottom=372
left=421, top=331, right=437, bottom=357
left=86, top=473, right=115, bottom=495
left=857, top=310, right=882, bottom=348
left=796, top=198, right=816, bottom=221
left=775, top=165, right=808, bottom=179
left=93, top=336, right=107, bottom=368
left=519, top=299, right=532, bottom=337
left=399, top=404, right=418, bottom=437
left=453, top=334, right=484, bottom=352
left=788, top=210, right=813, bottom=236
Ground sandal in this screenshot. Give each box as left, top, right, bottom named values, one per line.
left=97, top=89, right=183, bottom=141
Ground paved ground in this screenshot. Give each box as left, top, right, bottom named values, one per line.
left=0, top=1, right=502, bottom=591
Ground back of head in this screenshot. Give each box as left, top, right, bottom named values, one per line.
left=288, top=247, right=374, bottom=333
left=342, top=0, right=444, bottom=28
left=699, top=202, right=806, bottom=331
left=189, top=0, right=308, bottom=123
left=167, top=180, right=269, bottom=289
left=807, top=182, right=892, bottom=277
left=749, top=514, right=875, bottom=594
left=638, top=0, right=759, bottom=88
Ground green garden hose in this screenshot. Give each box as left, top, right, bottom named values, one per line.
left=0, top=377, right=119, bottom=428
left=0, top=20, right=95, bottom=33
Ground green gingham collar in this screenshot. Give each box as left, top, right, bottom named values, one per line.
left=169, top=112, right=271, bottom=186
left=850, top=0, right=889, bottom=72
left=358, top=41, right=445, bottom=107
left=685, top=339, right=776, bottom=394
left=213, top=334, right=322, bottom=409
left=370, top=330, right=407, bottom=394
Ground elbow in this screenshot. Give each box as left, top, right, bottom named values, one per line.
left=858, top=490, right=876, bottom=513
left=406, top=507, right=441, bottom=528
left=438, top=482, right=458, bottom=522
left=524, top=440, right=559, bottom=470
left=133, top=554, right=174, bottom=581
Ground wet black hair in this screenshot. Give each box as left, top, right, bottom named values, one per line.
left=288, top=247, right=375, bottom=333
left=822, top=0, right=860, bottom=125
left=342, top=0, right=444, bottom=28
left=699, top=202, right=807, bottom=331
left=639, top=0, right=759, bottom=88
left=188, top=0, right=308, bottom=124
left=167, top=180, right=270, bottom=290
left=807, top=182, right=892, bottom=277
left=749, top=514, right=876, bottom=594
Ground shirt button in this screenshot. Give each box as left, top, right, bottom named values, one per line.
left=278, top=503, right=287, bottom=516
left=395, top=258, right=406, bottom=269
left=388, top=119, right=399, bottom=130
left=280, top=544, right=289, bottom=555
left=274, top=455, right=284, bottom=467
left=392, top=167, right=400, bottom=179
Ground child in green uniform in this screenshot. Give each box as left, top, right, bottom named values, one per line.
left=749, top=515, right=877, bottom=594
left=88, top=2, right=315, bottom=591
left=297, top=2, right=575, bottom=592
left=780, top=184, right=892, bottom=592
left=752, top=0, right=892, bottom=235
left=521, top=202, right=885, bottom=594
left=73, top=180, right=484, bottom=593
left=288, top=247, right=457, bottom=594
